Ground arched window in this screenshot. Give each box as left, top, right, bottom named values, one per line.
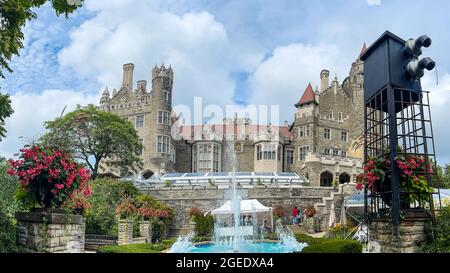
left=320, top=171, right=334, bottom=187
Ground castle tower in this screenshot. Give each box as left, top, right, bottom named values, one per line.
left=148, top=63, right=175, bottom=173
left=320, top=69, right=330, bottom=92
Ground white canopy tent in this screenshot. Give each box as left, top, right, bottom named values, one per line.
left=210, top=199, right=274, bottom=234
left=211, top=199, right=272, bottom=215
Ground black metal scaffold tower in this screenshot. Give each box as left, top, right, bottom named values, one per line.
left=361, top=31, right=441, bottom=226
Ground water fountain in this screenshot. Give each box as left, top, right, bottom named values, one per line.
left=169, top=140, right=307, bottom=253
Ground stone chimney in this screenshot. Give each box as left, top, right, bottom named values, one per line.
left=320, top=69, right=330, bottom=92
left=136, top=80, right=147, bottom=92
left=122, top=63, right=135, bottom=91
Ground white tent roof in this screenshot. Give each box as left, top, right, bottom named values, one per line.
left=211, top=199, right=272, bottom=215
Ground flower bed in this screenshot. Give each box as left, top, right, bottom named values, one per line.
left=96, top=240, right=175, bottom=253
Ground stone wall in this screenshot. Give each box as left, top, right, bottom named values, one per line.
left=141, top=186, right=348, bottom=230
left=368, top=211, right=431, bottom=253
left=16, top=211, right=85, bottom=253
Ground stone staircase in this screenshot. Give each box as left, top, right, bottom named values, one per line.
left=285, top=224, right=307, bottom=234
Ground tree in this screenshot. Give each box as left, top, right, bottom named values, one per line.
left=42, top=104, right=143, bottom=179
left=0, top=92, right=13, bottom=141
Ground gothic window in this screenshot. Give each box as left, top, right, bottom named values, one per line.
left=338, top=112, right=343, bottom=122
left=324, top=128, right=331, bottom=140
left=194, top=142, right=221, bottom=172
left=324, top=148, right=330, bottom=155
left=306, top=125, right=311, bottom=137
left=163, top=91, right=170, bottom=104
left=256, top=143, right=278, bottom=161
left=157, top=135, right=170, bottom=155
left=136, top=115, right=144, bottom=128
left=299, top=125, right=305, bottom=138
left=341, top=131, right=348, bottom=142
left=299, top=146, right=310, bottom=161
left=158, top=111, right=170, bottom=125
left=329, top=110, right=334, bottom=120
left=286, top=149, right=294, bottom=165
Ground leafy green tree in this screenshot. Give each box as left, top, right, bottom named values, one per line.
left=0, top=92, right=13, bottom=141
left=42, top=104, right=143, bottom=179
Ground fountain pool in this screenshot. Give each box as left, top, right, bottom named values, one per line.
left=185, top=241, right=305, bottom=253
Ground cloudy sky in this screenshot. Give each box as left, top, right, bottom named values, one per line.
left=1, top=0, right=450, bottom=164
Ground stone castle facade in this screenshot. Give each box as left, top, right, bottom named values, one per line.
left=98, top=45, right=367, bottom=186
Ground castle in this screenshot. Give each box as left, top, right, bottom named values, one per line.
left=98, top=45, right=367, bottom=187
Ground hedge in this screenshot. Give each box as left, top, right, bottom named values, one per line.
left=97, top=240, right=174, bottom=253
left=294, top=232, right=362, bottom=253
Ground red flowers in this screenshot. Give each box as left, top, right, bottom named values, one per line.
left=7, top=145, right=92, bottom=209
left=357, top=154, right=434, bottom=204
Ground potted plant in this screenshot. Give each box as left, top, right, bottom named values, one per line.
left=356, top=154, right=434, bottom=208
left=7, top=144, right=92, bottom=252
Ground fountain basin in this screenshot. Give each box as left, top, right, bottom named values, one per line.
left=170, top=240, right=307, bottom=253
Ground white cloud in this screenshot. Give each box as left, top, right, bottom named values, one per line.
left=366, top=0, right=381, bottom=6
left=248, top=43, right=350, bottom=123
left=0, top=90, right=100, bottom=159
left=422, top=73, right=450, bottom=164
left=58, top=0, right=264, bottom=111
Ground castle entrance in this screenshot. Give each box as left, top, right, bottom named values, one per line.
left=320, top=171, right=333, bottom=187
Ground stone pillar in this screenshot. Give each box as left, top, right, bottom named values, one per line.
left=15, top=210, right=85, bottom=253
left=139, top=220, right=152, bottom=243
left=118, top=219, right=134, bottom=245
left=368, top=211, right=431, bottom=253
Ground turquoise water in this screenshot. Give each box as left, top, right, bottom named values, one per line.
left=186, top=242, right=304, bottom=253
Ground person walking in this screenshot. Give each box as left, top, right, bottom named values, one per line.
left=292, top=206, right=299, bottom=225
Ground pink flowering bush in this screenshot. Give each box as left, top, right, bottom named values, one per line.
left=356, top=154, right=434, bottom=205
left=7, top=145, right=92, bottom=209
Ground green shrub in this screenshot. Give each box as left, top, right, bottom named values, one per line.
left=423, top=205, right=450, bottom=253
left=0, top=158, right=20, bottom=253
left=194, top=214, right=214, bottom=237
left=96, top=241, right=174, bottom=253
left=294, top=233, right=317, bottom=245
left=301, top=238, right=362, bottom=253
left=293, top=232, right=362, bottom=253
left=0, top=211, right=17, bottom=253
left=85, top=178, right=140, bottom=236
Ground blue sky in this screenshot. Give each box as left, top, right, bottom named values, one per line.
left=1, top=0, right=450, bottom=164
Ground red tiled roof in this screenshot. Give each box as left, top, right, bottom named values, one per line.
left=295, top=83, right=316, bottom=107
